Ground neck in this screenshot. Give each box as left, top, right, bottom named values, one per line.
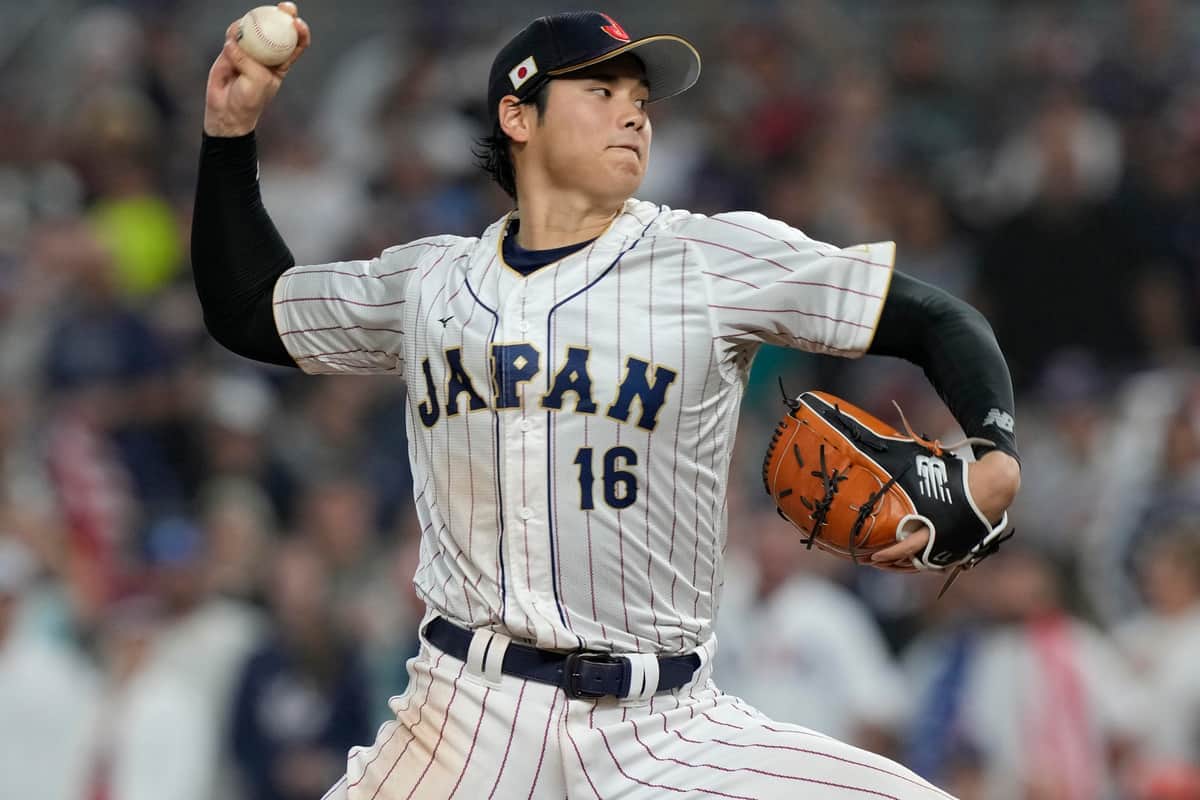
left=512, top=182, right=624, bottom=250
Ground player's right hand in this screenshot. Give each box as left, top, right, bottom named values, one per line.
left=203, top=2, right=310, bottom=138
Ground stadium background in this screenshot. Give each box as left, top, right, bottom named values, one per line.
left=1, top=1, right=1199, bottom=798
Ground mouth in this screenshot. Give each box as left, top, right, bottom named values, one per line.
left=609, top=144, right=641, bottom=159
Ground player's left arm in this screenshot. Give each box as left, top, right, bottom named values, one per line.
left=865, top=271, right=1021, bottom=563
left=678, top=210, right=1019, bottom=564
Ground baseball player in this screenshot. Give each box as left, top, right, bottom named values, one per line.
left=194, top=5, right=1022, bottom=798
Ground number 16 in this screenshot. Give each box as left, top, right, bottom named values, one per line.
left=573, top=446, right=638, bottom=510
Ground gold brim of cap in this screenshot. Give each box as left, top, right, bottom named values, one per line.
left=546, top=34, right=702, bottom=102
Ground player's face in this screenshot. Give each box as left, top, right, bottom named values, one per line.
left=530, top=54, right=652, bottom=204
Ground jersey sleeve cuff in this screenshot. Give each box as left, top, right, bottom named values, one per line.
left=854, top=241, right=897, bottom=356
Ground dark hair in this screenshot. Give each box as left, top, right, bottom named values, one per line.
left=474, top=82, right=551, bottom=200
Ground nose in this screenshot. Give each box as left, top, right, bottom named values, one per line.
left=621, top=102, right=646, bottom=131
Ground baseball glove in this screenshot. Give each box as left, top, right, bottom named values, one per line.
left=762, top=389, right=1011, bottom=593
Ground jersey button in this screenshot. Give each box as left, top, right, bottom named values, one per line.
left=518, top=507, right=534, bottom=520
left=519, top=419, right=532, bottom=432
left=519, top=321, right=530, bottom=333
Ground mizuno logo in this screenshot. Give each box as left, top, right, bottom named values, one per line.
left=438, top=316, right=454, bottom=327
left=599, top=12, right=631, bottom=42
left=916, top=455, right=952, bottom=503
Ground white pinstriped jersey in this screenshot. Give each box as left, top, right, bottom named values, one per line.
left=274, top=198, right=895, bottom=654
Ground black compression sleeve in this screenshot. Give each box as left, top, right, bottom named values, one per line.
left=868, top=271, right=1019, bottom=461
left=191, top=131, right=296, bottom=367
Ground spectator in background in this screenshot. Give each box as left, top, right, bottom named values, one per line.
left=231, top=538, right=371, bottom=800
left=358, top=518, right=425, bottom=728
left=0, top=535, right=102, bottom=800
left=89, top=592, right=218, bottom=800
left=899, top=567, right=995, bottom=799
left=198, top=476, right=279, bottom=602
left=256, top=124, right=367, bottom=265
left=1082, top=370, right=1200, bottom=622
left=198, top=371, right=296, bottom=527
left=295, top=475, right=384, bottom=636
left=977, top=84, right=1136, bottom=389
left=274, top=376, right=411, bottom=529
left=716, top=510, right=908, bottom=753
left=869, top=167, right=977, bottom=301
left=141, top=515, right=266, bottom=800
left=42, top=217, right=182, bottom=513
left=1010, top=351, right=1112, bottom=561
left=1113, top=520, right=1200, bottom=795
left=915, top=543, right=1142, bottom=800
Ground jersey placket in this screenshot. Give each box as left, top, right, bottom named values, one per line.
left=497, top=277, right=560, bottom=643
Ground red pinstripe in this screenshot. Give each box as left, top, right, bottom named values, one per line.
left=598, top=724, right=757, bottom=799
left=565, top=702, right=605, bottom=800
left=707, top=304, right=873, bottom=329
left=709, top=215, right=801, bottom=252
left=644, top=236, right=663, bottom=645
left=580, top=247, right=605, bottom=639
left=310, top=358, right=396, bottom=370
left=389, top=661, right=467, bottom=800
left=699, top=710, right=744, bottom=731
left=711, top=328, right=861, bottom=354
left=391, top=241, right=456, bottom=252
left=614, top=243, right=633, bottom=642
left=776, top=278, right=882, bottom=298
left=708, top=216, right=893, bottom=269
left=678, top=235, right=793, bottom=272
left=446, top=687, right=490, bottom=798
left=730, top=701, right=953, bottom=798
left=486, top=682, right=527, bottom=798
left=687, top=343, right=716, bottom=645
left=701, top=270, right=760, bottom=289
left=456, top=276, right=485, bottom=589
left=665, top=716, right=951, bottom=798
left=274, top=296, right=407, bottom=308
left=280, top=324, right=404, bottom=336
left=280, top=266, right=419, bottom=281
left=349, top=653, right=445, bottom=788
left=628, top=720, right=905, bottom=799
left=526, top=689, right=561, bottom=799
left=420, top=249, right=455, bottom=280
left=296, top=348, right=395, bottom=360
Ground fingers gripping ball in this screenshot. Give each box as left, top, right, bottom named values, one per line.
left=237, top=6, right=298, bottom=66
left=761, top=390, right=1011, bottom=576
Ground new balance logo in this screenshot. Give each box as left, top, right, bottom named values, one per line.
left=916, top=455, right=952, bottom=503
left=983, top=408, right=1015, bottom=433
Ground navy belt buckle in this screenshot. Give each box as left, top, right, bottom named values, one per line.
left=563, top=651, right=624, bottom=699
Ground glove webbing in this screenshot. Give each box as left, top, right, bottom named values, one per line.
left=797, top=445, right=847, bottom=550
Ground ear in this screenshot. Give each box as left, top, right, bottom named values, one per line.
left=497, top=95, right=534, bottom=144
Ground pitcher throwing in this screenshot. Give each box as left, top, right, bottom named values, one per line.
left=194, top=5, right=1021, bottom=797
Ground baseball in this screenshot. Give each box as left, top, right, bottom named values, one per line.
left=236, top=5, right=298, bottom=66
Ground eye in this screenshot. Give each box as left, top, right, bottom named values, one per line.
left=591, top=87, right=612, bottom=97
left=635, top=98, right=647, bottom=110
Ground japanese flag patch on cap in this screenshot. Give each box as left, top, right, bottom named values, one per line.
left=509, top=56, right=538, bottom=90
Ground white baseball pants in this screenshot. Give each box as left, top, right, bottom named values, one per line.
left=322, top=631, right=954, bottom=799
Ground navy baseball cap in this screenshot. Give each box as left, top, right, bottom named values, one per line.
left=486, top=11, right=701, bottom=125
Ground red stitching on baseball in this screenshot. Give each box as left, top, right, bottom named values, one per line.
left=249, top=10, right=292, bottom=51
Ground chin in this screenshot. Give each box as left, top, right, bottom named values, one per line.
left=607, top=170, right=644, bottom=199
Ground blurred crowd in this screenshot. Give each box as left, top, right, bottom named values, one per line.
left=1, top=1, right=1200, bottom=798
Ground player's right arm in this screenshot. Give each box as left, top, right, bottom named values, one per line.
left=192, top=3, right=310, bottom=367
left=193, top=6, right=449, bottom=375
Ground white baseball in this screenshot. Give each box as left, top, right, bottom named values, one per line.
left=236, top=5, right=298, bottom=67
